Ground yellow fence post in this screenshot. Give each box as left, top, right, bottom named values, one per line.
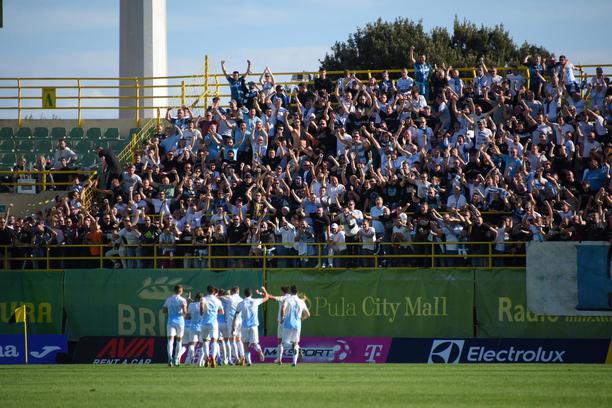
left=153, top=244, right=158, bottom=270
left=156, top=108, right=160, bottom=126
left=181, top=81, right=186, bottom=106
left=17, top=79, right=22, bottom=128
left=77, top=79, right=82, bottom=127
left=135, top=78, right=141, bottom=128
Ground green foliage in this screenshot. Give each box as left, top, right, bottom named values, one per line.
left=320, top=17, right=551, bottom=70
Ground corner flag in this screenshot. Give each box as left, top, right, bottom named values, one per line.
left=8, top=305, right=29, bottom=364
left=10, top=305, right=27, bottom=323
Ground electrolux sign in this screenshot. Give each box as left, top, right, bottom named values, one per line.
left=0, top=334, right=67, bottom=364
left=388, top=338, right=611, bottom=364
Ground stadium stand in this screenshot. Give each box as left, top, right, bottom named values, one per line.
left=0, top=56, right=609, bottom=271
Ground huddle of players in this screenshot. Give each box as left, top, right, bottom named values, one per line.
left=162, top=283, right=309, bottom=367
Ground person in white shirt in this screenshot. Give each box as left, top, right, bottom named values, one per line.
left=274, top=216, right=297, bottom=268
left=197, top=285, right=224, bottom=368
left=162, top=284, right=188, bottom=366
left=186, top=292, right=204, bottom=365
left=265, top=287, right=290, bottom=364
left=281, top=285, right=310, bottom=367
left=232, top=287, right=270, bottom=366
left=328, top=223, right=347, bottom=268
left=446, top=185, right=467, bottom=210
left=358, top=219, right=376, bottom=267
left=474, top=120, right=493, bottom=150
left=221, top=286, right=244, bottom=365
left=52, top=139, right=78, bottom=169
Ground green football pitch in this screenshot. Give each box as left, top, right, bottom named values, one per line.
left=0, top=364, right=610, bottom=407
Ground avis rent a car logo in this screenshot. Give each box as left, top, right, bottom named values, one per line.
left=137, top=277, right=192, bottom=300
left=428, top=340, right=465, bottom=364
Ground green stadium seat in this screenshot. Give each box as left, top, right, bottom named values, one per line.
left=86, top=127, right=102, bottom=140
left=34, top=127, right=49, bottom=139
left=0, top=127, right=14, bottom=140
left=104, top=128, right=120, bottom=140
left=80, top=152, right=99, bottom=167
left=0, top=139, right=14, bottom=152
left=14, top=139, right=34, bottom=152
left=68, top=127, right=83, bottom=140
left=22, top=152, right=37, bottom=164
left=75, top=139, right=92, bottom=155
left=34, top=139, right=53, bottom=153
left=52, top=127, right=67, bottom=140
left=110, top=139, right=130, bottom=153
left=129, top=128, right=141, bottom=138
left=15, top=127, right=32, bottom=139
left=0, top=153, right=16, bottom=168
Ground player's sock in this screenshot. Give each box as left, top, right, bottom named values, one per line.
left=187, top=345, right=195, bottom=365
left=173, top=339, right=181, bottom=364
left=238, top=341, right=245, bottom=359
left=278, top=343, right=284, bottom=362
left=231, top=340, right=238, bottom=363
left=221, top=340, right=228, bottom=363
left=212, top=341, right=218, bottom=361
left=167, top=338, right=174, bottom=364
left=246, top=351, right=252, bottom=366
left=254, top=343, right=264, bottom=361
left=292, top=345, right=299, bottom=366
left=203, top=341, right=210, bottom=362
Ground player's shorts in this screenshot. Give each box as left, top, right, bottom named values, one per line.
left=167, top=321, right=185, bottom=338
left=220, top=322, right=232, bottom=339
left=200, top=324, right=219, bottom=341
left=282, top=327, right=301, bottom=344
left=241, top=326, right=259, bottom=344
left=231, top=321, right=242, bottom=338
left=188, top=328, right=201, bottom=343
left=183, top=327, right=192, bottom=342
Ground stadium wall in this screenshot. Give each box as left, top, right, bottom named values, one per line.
left=1, top=268, right=611, bottom=340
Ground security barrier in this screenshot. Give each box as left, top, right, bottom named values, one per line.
left=2, top=55, right=608, bottom=127
left=0, top=240, right=527, bottom=271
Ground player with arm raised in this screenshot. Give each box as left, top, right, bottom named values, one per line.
left=281, top=285, right=310, bottom=367
left=265, top=286, right=290, bottom=364
left=198, top=285, right=224, bottom=368
left=162, top=284, right=188, bottom=367
left=186, top=292, right=204, bottom=365
left=232, top=287, right=270, bottom=366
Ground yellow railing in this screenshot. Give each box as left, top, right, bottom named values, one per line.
left=0, top=170, right=97, bottom=188
left=2, top=56, right=608, bottom=127
left=0, top=241, right=526, bottom=272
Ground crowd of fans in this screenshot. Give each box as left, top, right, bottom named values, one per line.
left=0, top=51, right=610, bottom=270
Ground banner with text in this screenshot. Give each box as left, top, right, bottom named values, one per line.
left=0, top=334, right=68, bottom=364
left=266, top=269, right=474, bottom=338
left=64, top=269, right=262, bottom=340
left=0, top=272, right=63, bottom=335
left=476, top=269, right=612, bottom=338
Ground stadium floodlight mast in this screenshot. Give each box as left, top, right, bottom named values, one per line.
left=119, top=0, right=168, bottom=119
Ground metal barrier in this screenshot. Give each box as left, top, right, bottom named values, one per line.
left=0, top=241, right=527, bottom=271
left=3, top=55, right=607, bottom=126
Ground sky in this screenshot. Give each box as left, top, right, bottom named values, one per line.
left=0, top=0, right=610, bottom=118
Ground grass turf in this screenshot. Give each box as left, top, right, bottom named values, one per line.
left=0, top=364, right=610, bottom=408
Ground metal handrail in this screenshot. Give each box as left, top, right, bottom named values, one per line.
left=0, top=240, right=527, bottom=271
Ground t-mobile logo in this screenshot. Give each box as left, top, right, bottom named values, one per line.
left=364, top=345, right=383, bottom=363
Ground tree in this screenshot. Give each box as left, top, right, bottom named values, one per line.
left=319, top=17, right=551, bottom=70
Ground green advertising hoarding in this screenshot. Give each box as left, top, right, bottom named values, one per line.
left=64, top=269, right=262, bottom=340
left=0, top=271, right=63, bottom=334
left=475, top=269, right=612, bottom=338
left=266, top=269, right=474, bottom=337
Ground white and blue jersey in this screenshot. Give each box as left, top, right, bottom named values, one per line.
left=218, top=297, right=230, bottom=326
left=202, top=295, right=223, bottom=327
left=225, top=293, right=243, bottom=326
left=236, top=297, right=264, bottom=328
left=188, top=301, right=204, bottom=332
left=283, top=295, right=308, bottom=331
left=163, top=294, right=187, bottom=326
